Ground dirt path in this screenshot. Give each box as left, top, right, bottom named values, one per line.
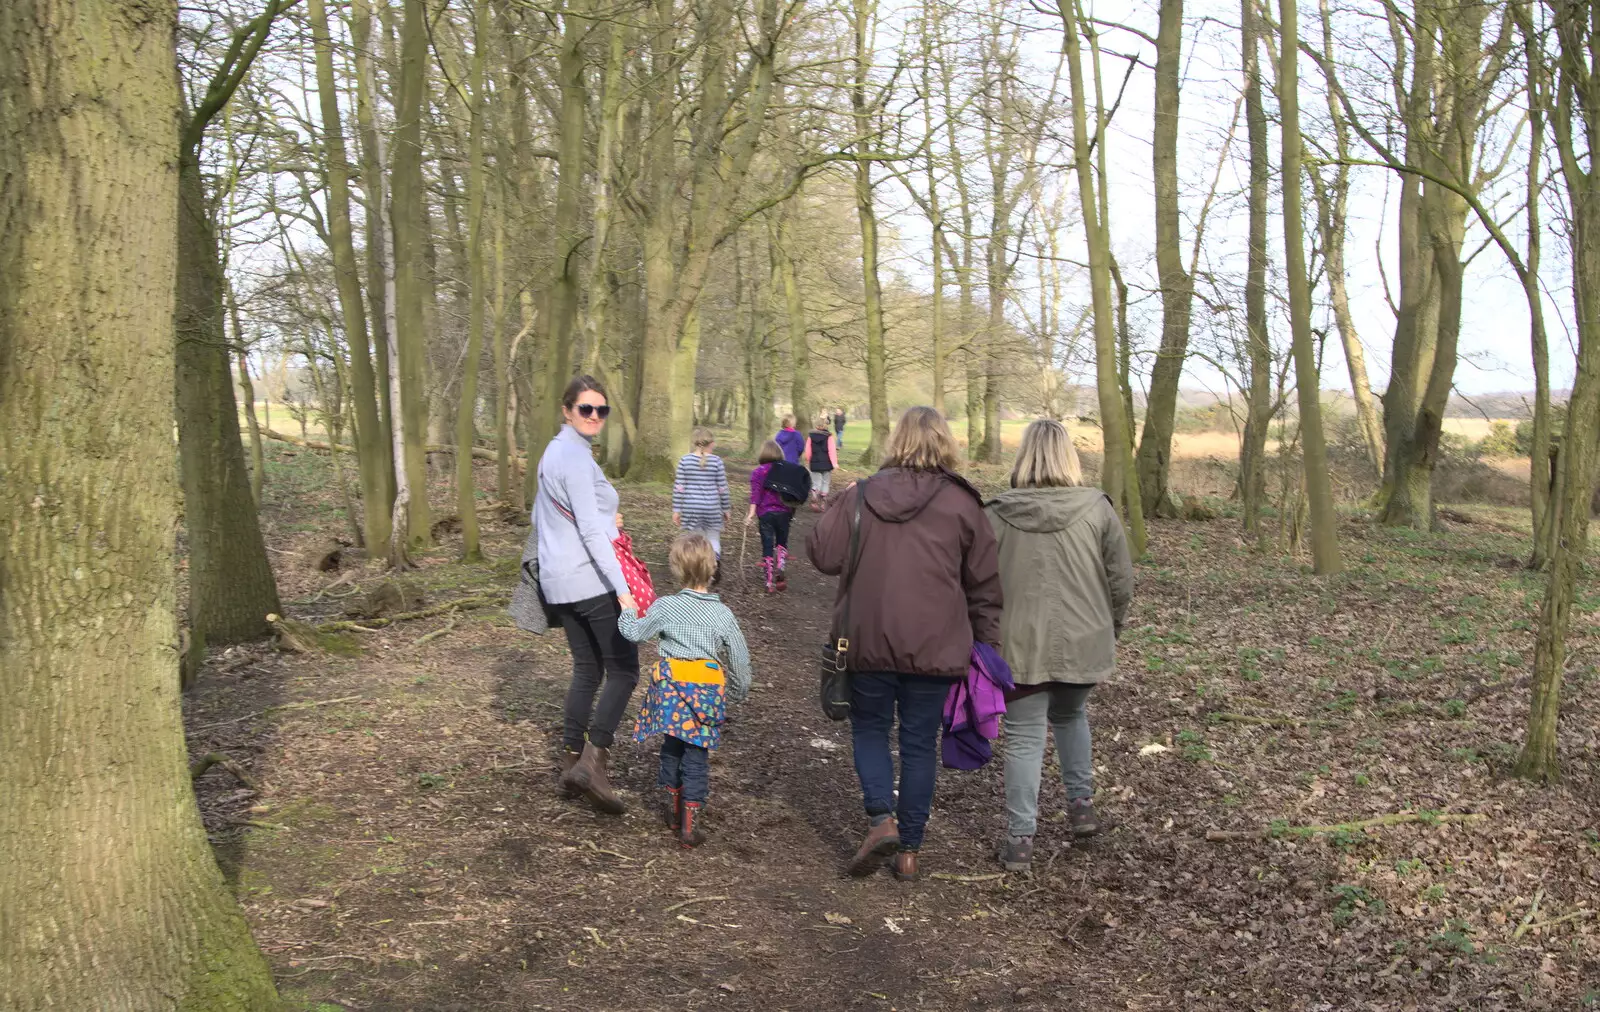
left=185, top=452, right=1599, bottom=1011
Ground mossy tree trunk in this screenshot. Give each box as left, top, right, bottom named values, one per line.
left=0, top=0, right=279, bottom=1003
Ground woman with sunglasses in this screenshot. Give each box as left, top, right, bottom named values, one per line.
left=538, top=375, right=640, bottom=815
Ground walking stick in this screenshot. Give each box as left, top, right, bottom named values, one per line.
left=737, top=519, right=751, bottom=586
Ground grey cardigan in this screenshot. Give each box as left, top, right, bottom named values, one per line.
left=534, top=425, right=628, bottom=604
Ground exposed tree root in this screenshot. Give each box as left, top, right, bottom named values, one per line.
left=412, top=614, right=459, bottom=647
left=315, top=594, right=506, bottom=633
left=189, top=752, right=261, bottom=790
left=1205, top=811, right=1485, bottom=842
left=190, top=694, right=364, bottom=733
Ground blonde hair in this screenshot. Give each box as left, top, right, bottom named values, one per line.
left=814, top=412, right=832, bottom=431
left=669, top=534, right=718, bottom=589
left=691, top=427, right=715, bottom=466
left=780, top=414, right=796, bottom=429
left=1011, top=419, right=1083, bottom=488
left=757, top=439, right=784, bottom=464
left=882, top=406, right=960, bottom=472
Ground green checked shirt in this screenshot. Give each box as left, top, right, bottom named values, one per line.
left=618, top=590, right=753, bottom=703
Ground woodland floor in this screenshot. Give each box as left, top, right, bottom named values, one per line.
left=185, top=438, right=1600, bottom=1011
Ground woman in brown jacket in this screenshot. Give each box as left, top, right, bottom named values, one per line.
left=807, top=407, right=1003, bottom=881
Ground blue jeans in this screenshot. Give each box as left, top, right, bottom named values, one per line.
left=658, top=735, right=710, bottom=803
left=849, top=672, right=949, bottom=850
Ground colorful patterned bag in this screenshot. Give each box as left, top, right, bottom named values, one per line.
left=634, top=658, right=727, bottom=750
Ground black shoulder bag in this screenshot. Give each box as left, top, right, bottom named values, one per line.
left=819, top=482, right=866, bottom=720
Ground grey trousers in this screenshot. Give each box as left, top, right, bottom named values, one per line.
left=1002, top=684, right=1095, bottom=838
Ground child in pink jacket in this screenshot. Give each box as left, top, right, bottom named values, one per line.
left=801, top=412, right=839, bottom=511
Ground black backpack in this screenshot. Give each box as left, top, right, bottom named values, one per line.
left=763, top=460, right=812, bottom=508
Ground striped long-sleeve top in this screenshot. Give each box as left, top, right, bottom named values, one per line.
left=619, top=590, right=752, bottom=702
left=673, top=452, right=731, bottom=529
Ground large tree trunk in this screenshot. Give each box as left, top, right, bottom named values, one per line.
left=0, top=1, right=278, bottom=1002
left=176, top=145, right=282, bottom=644
left=1134, top=0, right=1194, bottom=517
left=391, top=0, right=432, bottom=553
left=1278, top=0, right=1341, bottom=573
left=1380, top=2, right=1489, bottom=530
left=630, top=0, right=780, bottom=480
left=310, top=0, right=391, bottom=557
left=1239, top=0, right=1272, bottom=546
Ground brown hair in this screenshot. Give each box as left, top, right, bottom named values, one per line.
left=670, top=534, right=718, bottom=589
left=561, top=374, right=607, bottom=409
left=780, top=414, right=796, bottom=429
left=882, top=406, right=960, bottom=472
left=757, top=439, right=784, bottom=465
left=1011, top=419, right=1083, bottom=488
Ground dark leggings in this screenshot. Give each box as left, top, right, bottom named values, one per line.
left=758, top=510, right=793, bottom=559
left=553, top=593, right=640, bottom=750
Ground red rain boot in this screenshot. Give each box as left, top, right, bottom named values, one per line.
left=680, top=801, right=707, bottom=849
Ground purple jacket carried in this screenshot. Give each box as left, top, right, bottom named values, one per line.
left=942, top=641, right=1015, bottom=770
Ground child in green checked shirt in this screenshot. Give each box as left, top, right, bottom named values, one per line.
left=620, top=534, right=752, bottom=848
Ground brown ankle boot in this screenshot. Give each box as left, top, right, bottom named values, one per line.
left=890, top=850, right=920, bottom=881
left=680, top=801, right=706, bottom=848
left=558, top=748, right=583, bottom=799
left=846, top=817, right=900, bottom=877
left=566, top=743, right=626, bottom=815
left=661, top=786, right=683, bottom=831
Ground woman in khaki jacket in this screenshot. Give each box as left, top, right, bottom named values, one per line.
left=986, top=419, right=1133, bottom=872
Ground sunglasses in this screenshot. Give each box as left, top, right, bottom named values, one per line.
left=575, top=403, right=611, bottom=419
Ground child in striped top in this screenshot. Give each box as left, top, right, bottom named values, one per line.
left=672, top=428, right=731, bottom=578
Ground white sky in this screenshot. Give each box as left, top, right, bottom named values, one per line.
left=872, top=0, right=1572, bottom=402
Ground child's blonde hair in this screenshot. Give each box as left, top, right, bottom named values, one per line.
left=1011, top=418, right=1083, bottom=488
left=780, top=414, right=796, bottom=429
left=691, top=427, right=715, bottom=466
left=757, top=439, right=784, bottom=464
left=814, top=412, right=832, bottom=431
left=670, top=533, right=718, bottom=589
